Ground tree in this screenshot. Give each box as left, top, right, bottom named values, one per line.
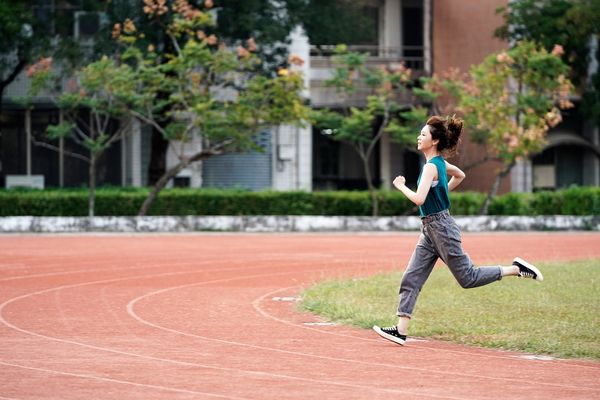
left=311, top=45, right=415, bottom=216
left=88, top=0, right=313, bottom=185
left=111, top=2, right=309, bottom=216
left=432, top=41, right=574, bottom=214
left=27, top=55, right=140, bottom=217
left=28, top=2, right=309, bottom=217
left=495, top=0, right=600, bottom=124
left=0, top=0, right=47, bottom=114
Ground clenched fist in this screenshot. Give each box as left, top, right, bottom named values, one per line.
left=393, top=175, right=406, bottom=189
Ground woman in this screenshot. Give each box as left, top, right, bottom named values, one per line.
left=373, top=115, right=543, bottom=346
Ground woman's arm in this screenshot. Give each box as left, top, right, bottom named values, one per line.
left=393, top=163, right=436, bottom=206
left=445, top=161, right=466, bottom=191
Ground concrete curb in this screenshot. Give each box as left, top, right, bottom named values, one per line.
left=0, top=215, right=598, bottom=233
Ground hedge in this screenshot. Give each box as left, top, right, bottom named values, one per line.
left=0, top=186, right=598, bottom=216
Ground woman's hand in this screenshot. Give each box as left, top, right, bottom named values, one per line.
left=393, top=175, right=406, bottom=189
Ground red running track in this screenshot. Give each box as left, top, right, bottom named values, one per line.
left=0, top=232, right=599, bottom=400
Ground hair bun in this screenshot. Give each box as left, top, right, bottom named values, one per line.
left=446, top=115, right=463, bottom=141
left=446, top=115, right=463, bottom=148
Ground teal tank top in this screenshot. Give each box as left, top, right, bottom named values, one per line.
left=417, top=155, right=450, bottom=217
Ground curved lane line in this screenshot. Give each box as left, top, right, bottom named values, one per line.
left=252, top=285, right=600, bottom=372
left=0, top=360, right=248, bottom=400
left=128, top=272, right=599, bottom=392
left=1, top=267, right=464, bottom=399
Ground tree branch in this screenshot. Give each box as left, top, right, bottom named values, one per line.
left=30, top=137, right=90, bottom=163
left=131, top=110, right=167, bottom=136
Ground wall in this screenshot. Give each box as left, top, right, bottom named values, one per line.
left=433, top=0, right=511, bottom=194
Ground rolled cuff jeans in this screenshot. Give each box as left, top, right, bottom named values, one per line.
left=397, top=210, right=502, bottom=318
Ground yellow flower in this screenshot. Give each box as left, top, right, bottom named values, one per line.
left=278, top=68, right=289, bottom=77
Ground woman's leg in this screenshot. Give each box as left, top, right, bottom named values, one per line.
left=429, top=217, right=502, bottom=288
left=395, top=230, right=439, bottom=333
left=373, top=230, right=438, bottom=345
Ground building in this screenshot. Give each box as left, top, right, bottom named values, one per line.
left=1, top=0, right=598, bottom=194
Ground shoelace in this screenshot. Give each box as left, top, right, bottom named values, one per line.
left=519, top=270, right=535, bottom=278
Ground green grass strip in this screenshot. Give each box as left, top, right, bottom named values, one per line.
left=299, top=259, right=600, bottom=360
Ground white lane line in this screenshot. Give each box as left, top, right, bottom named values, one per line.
left=0, top=360, right=248, bottom=400
left=129, top=273, right=600, bottom=393
left=255, top=284, right=600, bottom=371
left=4, top=254, right=600, bottom=397
left=252, top=285, right=600, bottom=384
left=1, top=266, right=466, bottom=400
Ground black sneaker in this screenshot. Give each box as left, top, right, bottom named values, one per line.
left=373, top=325, right=406, bottom=346
left=513, top=257, right=544, bottom=282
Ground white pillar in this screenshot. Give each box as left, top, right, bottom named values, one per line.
left=25, top=108, right=31, bottom=175
left=380, top=132, right=391, bottom=189
left=130, top=118, right=142, bottom=187
left=297, top=125, right=312, bottom=191
left=271, top=25, right=312, bottom=191
left=59, top=110, right=64, bottom=187
left=383, top=0, right=402, bottom=56
left=588, top=36, right=599, bottom=186
left=423, top=0, right=432, bottom=74
left=511, top=158, right=532, bottom=192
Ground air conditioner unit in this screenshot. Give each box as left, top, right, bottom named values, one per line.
left=74, top=11, right=107, bottom=43
left=5, top=175, right=45, bottom=189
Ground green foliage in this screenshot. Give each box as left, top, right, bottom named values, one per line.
left=301, top=1, right=378, bottom=47
left=460, top=41, right=573, bottom=165
left=495, top=0, right=600, bottom=125
left=311, top=45, right=416, bottom=215
left=1, top=187, right=598, bottom=217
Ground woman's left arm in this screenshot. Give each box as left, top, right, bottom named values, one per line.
left=445, top=161, right=466, bottom=191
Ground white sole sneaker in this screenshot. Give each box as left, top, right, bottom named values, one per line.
left=373, top=325, right=406, bottom=346
left=513, top=257, right=544, bottom=282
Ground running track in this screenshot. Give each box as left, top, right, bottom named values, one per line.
left=1, top=232, right=599, bottom=399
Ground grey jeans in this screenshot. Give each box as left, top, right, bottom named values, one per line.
left=397, top=210, right=502, bottom=318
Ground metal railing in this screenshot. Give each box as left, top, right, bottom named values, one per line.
left=310, top=45, right=424, bottom=70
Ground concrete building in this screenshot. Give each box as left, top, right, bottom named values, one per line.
left=1, top=0, right=598, bottom=194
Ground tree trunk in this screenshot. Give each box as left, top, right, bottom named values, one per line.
left=138, top=142, right=231, bottom=216
left=147, top=127, right=169, bottom=185
left=479, top=161, right=515, bottom=215
left=138, top=160, right=190, bottom=216
left=88, top=154, right=97, bottom=218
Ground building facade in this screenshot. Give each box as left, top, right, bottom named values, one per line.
left=1, top=0, right=598, bottom=194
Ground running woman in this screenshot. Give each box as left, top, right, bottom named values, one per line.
left=373, top=115, right=543, bottom=346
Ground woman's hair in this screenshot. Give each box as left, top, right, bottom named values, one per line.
left=426, top=115, right=463, bottom=154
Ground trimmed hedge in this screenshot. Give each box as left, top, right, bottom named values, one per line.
left=0, top=186, right=598, bottom=216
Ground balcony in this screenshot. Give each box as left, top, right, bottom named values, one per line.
left=309, top=45, right=425, bottom=108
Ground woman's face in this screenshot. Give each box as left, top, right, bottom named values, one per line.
left=417, top=125, right=436, bottom=152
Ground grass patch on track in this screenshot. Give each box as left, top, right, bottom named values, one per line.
left=299, top=259, right=600, bottom=360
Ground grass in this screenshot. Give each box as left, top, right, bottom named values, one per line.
left=299, top=259, right=600, bottom=360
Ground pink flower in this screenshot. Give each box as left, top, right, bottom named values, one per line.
left=237, top=46, right=250, bottom=58
left=287, top=54, right=304, bottom=66
left=551, top=44, right=564, bottom=57
left=247, top=38, right=257, bottom=52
